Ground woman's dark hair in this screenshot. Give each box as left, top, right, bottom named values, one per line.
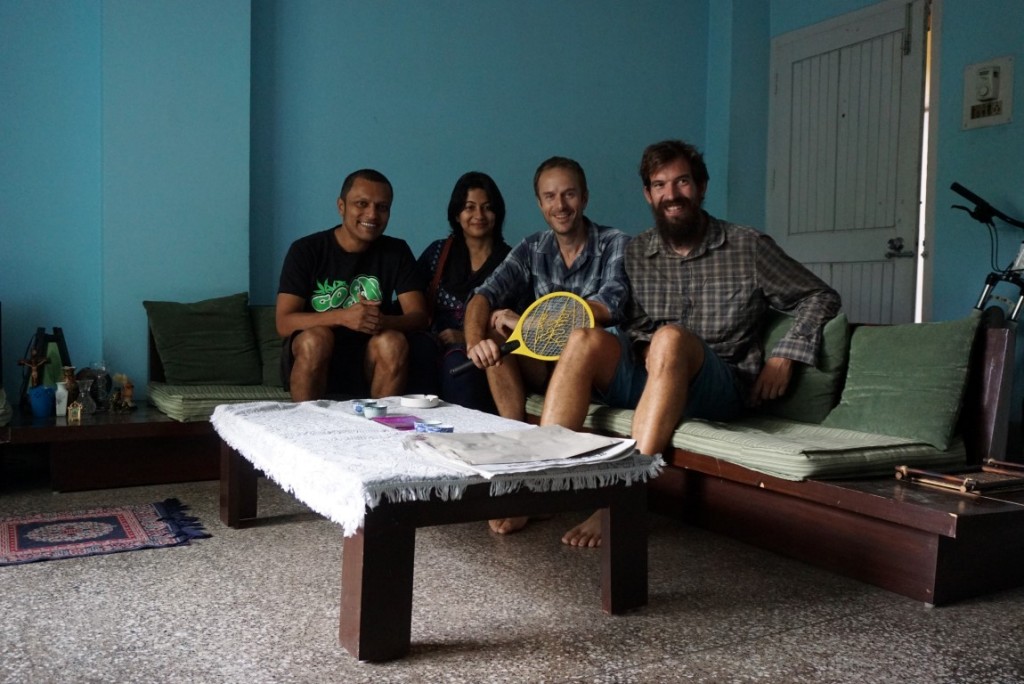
left=446, top=171, right=506, bottom=242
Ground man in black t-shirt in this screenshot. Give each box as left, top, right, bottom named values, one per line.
left=277, top=169, right=428, bottom=400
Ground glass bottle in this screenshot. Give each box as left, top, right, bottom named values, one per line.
left=76, top=378, right=97, bottom=414
left=91, top=360, right=110, bottom=411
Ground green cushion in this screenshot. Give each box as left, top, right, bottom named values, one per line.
left=144, top=292, right=262, bottom=385
left=758, top=311, right=850, bottom=424
left=250, top=306, right=284, bottom=388
left=822, top=312, right=981, bottom=450
left=148, top=381, right=291, bottom=421
left=524, top=393, right=965, bottom=481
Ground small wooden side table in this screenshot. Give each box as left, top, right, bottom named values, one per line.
left=4, top=405, right=219, bottom=491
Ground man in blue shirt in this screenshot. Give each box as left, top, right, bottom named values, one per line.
left=463, top=156, right=630, bottom=534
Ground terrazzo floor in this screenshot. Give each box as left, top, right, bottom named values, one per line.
left=1, top=453, right=1023, bottom=684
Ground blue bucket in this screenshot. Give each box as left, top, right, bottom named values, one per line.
left=28, top=385, right=55, bottom=418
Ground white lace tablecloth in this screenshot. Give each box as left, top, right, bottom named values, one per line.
left=211, top=399, right=661, bottom=536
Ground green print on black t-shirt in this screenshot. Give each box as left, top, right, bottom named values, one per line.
left=310, top=275, right=383, bottom=312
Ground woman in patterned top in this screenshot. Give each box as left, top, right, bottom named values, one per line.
left=414, top=172, right=511, bottom=412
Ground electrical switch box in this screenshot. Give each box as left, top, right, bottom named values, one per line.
left=963, top=56, right=1013, bottom=130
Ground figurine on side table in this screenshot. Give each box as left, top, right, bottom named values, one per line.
left=18, top=349, right=49, bottom=388
left=110, top=373, right=137, bottom=412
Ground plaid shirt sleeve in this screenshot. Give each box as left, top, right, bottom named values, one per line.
left=755, top=234, right=841, bottom=365
left=623, top=235, right=657, bottom=346
left=587, top=228, right=631, bottom=325
left=473, top=238, right=532, bottom=309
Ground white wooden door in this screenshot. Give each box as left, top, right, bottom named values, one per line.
left=767, top=0, right=927, bottom=324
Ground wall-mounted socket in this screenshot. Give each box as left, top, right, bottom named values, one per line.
left=963, top=56, right=1013, bottom=130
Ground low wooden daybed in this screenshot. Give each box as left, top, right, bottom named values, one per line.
left=528, top=310, right=1023, bottom=605
left=143, top=293, right=1024, bottom=604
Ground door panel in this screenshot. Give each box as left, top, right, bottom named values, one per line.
left=768, top=0, right=927, bottom=324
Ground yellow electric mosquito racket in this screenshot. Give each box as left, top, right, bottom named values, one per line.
left=451, top=291, right=595, bottom=376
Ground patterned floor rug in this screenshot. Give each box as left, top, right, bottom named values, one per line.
left=0, top=498, right=210, bottom=566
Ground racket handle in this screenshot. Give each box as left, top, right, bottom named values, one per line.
left=499, top=340, right=521, bottom=355
left=449, top=358, right=478, bottom=376
left=448, top=340, right=521, bottom=377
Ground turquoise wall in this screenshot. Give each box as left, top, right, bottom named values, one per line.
left=931, top=2, right=1024, bottom=321
left=1, top=0, right=708, bottom=397
left=1, top=1, right=101, bottom=390
left=2, top=0, right=1023, bottom=423
left=249, top=0, right=708, bottom=305
left=1, top=0, right=250, bottom=399
left=705, top=0, right=771, bottom=229
left=931, top=1, right=1024, bottom=421
left=100, top=0, right=251, bottom=383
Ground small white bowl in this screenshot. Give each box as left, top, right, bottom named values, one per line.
left=362, top=402, right=388, bottom=418
left=401, top=394, right=440, bottom=409
left=415, top=420, right=453, bottom=433
left=352, top=399, right=374, bottom=415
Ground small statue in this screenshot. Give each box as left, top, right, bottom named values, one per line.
left=62, top=366, right=78, bottom=403
left=111, top=373, right=137, bottom=412
left=67, top=400, right=83, bottom=424
left=18, top=349, right=49, bottom=388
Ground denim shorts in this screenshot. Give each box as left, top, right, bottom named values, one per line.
left=599, top=328, right=745, bottom=422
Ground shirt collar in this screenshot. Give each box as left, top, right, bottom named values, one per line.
left=539, top=216, right=595, bottom=255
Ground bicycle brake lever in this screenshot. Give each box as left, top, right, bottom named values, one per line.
left=952, top=203, right=996, bottom=227
left=951, top=183, right=1024, bottom=229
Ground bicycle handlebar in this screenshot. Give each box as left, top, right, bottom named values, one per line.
left=950, top=182, right=989, bottom=208
left=951, top=182, right=1024, bottom=229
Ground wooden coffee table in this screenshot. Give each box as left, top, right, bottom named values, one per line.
left=214, top=400, right=652, bottom=662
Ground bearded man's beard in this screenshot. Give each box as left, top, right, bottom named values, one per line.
left=654, top=196, right=703, bottom=246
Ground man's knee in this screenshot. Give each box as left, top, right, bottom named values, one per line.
left=292, top=327, right=334, bottom=364
left=367, top=330, right=409, bottom=368
left=648, top=325, right=703, bottom=368
left=564, top=327, right=616, bottom=361
left=556, top=328, right=620, bottom=390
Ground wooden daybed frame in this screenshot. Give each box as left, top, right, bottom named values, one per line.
left=20, top=298, right=1019, bottom=604
left=142, top=303, right=1023, bottom=605
left=638, top=317, right=1023, bottom=605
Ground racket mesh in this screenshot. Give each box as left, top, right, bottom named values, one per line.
left=518, top=295, right=591, bottom=358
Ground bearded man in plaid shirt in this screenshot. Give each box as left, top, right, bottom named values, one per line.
left=542, top=140, right=841, bottom=548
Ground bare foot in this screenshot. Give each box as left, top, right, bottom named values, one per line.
left=488, top=517, right=529, bottom=534
left=561, top=511, right=602, bottom=547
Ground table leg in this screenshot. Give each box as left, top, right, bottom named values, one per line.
left=601, top=482, right=648, bottom=614
left=339, top=509, right=416, bottom=662
left=219, top=440, right=257, bottom=527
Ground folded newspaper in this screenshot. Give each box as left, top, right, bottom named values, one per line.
left=402, top=425, right=637, bottom=479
